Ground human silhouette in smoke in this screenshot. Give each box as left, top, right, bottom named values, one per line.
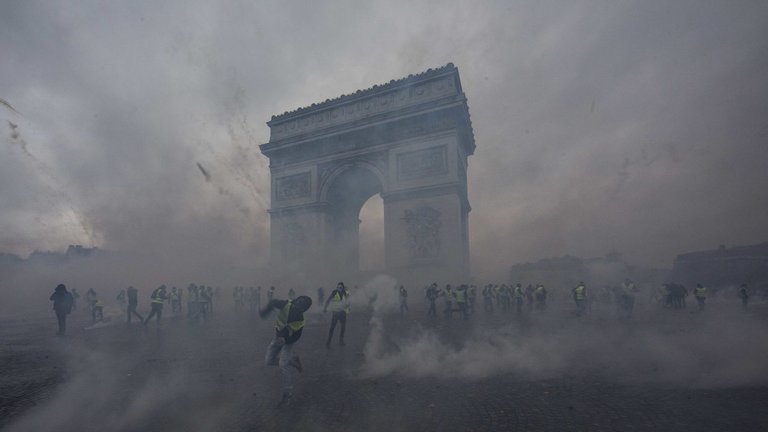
left=573, top=282, right=588, bottom=316
left=694, top=284, right=707, bottom=311
left=143, top=285, right=168, bottom=326
left=126, top=286, right=144, bottom=324
left=49, top=284, right=74, bottom=336
left=399, top=285, right=409, bottom=317
left=739, top=284, right=750, bottom=310
left=426, top=283, right=439, bottom=317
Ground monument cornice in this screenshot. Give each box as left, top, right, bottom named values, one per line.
left=265, top=64, right=474, bottom=148
left=269, top=63, right=460, bottom=123
left=261, top=103, right=468, bottom=161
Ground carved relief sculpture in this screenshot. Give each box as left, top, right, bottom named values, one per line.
left=403, top=206, right=442, bottom=259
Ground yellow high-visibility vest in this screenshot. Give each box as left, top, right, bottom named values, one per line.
left=275, top=300, right=305, bottom=336
left=575, top=286, right=586, bottom=300
left=151, top=289, right=165, bottom=304
left=328, top=291, right=350, bottom=313
left=454, top=289, right=467, bottom=303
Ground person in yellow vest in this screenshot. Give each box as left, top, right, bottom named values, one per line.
left=143, top=285, right=168, bottom=326
left=260, top=295, right=312, bottom=407
left=573, top=282, right=587, bottom=316
left=513, top=283, right=524, bottom=314
left=693, top=284, right=707, bottom=311
left=323, top=282, right=350, bottom=347
left=454, top=284, right=469, bottom=320
left=443, top=284, right=454, bottom=319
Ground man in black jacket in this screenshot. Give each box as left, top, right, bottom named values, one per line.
left=126, top=286, right=144, bottom=324
left=50, top=284, right=74, bottom=336
left=260, top=295, right=312, bottom=406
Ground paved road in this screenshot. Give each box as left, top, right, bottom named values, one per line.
left=3, top=300, right=768, bottom=431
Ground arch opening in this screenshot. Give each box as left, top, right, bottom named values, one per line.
left=359, top=194, right=384, bottom=273
left=324, top=165, right=383, bottom=276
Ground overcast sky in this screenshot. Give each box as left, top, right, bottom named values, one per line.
left=1, top=0, right=767, bottom=277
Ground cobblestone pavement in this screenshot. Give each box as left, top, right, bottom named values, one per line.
left=3, top=300, right=768, bottom=431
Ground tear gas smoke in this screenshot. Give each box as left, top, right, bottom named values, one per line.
left=360, top=277, right=768, bottom=388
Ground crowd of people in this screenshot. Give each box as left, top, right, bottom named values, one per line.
left=48, top=277, right=757, bottom=406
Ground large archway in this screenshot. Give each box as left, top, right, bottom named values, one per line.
left=260, top=64, right=475, bottom=286
left=323, top=164, right=383, bottom=275
left=359, top=194, right=385, bottom=273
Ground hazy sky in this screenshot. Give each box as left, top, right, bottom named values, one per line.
left=1, top=0, right=767, bottom=276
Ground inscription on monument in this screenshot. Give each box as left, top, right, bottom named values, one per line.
left=403, top=206, right=442, bottom=259
left=275, top=172, right=311, bottom=201
left=397, top=145, right=448, bottom=180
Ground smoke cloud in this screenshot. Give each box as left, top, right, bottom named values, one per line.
left=1, top=0, right=766, bottom=283
left=360, top=277, right=768, bottom=388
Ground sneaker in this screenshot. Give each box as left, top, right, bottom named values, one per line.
left=289, top=357, right=303, bottom=373
left=277, top=392, right=293, bottom=407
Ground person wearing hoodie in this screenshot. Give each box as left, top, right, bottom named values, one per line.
left=49, top=284, right=74, bottom=336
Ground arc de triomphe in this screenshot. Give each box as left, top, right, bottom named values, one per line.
left=260, top=64, right=475, bottom=286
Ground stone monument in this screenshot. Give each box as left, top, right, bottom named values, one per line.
left=260, top=64, right=475, bottom=286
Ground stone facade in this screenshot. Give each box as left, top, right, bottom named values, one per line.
left=260, top=64, right=475, bottom=286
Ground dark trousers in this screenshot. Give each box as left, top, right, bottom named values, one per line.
left=144, top=303, right=163, bottom=324
left=55, top=310, right=67, bottom=335
left=696, top=297, right=705, bottom=311
left=427, top=300, right=437, bottom=317
left=456, top=302, right=468, bottom=320
left=92, top=307, right=103, bottom=324
left=575, top=299, right=586, bottom=316
left=326, top=311, right=346, bottom=345
left=127, top=303, right=144, bottom=323
left=484, top=297, right=493, bottom=312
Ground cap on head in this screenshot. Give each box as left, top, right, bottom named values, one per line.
left=56, top=284, right=66, bottom=291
